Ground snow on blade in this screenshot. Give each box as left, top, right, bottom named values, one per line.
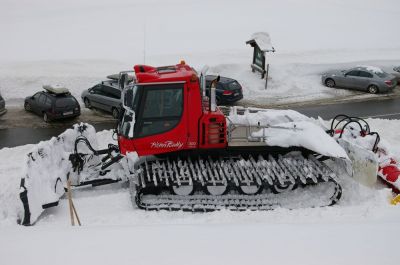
left=228, top=108, right=348, bottom=159
left=19, top=123, right=99, bottom=225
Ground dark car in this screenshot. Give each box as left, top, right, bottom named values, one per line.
left=205, top=75, right=243, bottom=105
left=0, top=92, right=6, bottom=116
left=24, top=85, right=80, bottom=122
left=81, top=81, right=122, bottom=119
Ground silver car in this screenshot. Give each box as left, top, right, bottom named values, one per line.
left=322, top=66, right=398, bottom=94
left=81, top=81, right=122, bottom=119
left=0, top=92, right=6, bottom=116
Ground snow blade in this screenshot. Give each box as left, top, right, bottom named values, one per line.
left=19, top=124, right=100, bottom=226
left=338, top=138, right=379, bottom=187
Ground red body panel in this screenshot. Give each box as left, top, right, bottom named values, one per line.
left=118, top=62, right=227, bottom=156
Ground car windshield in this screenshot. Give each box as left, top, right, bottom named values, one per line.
left=375, top=71, right=388, bottom=78
left=227, top=81, right=241, bottom=90
left=55, top=97, right=77, bottom=107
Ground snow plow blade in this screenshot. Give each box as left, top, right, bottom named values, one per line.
left=337, top=138, right=379, bottom=187
left=19, top=123, right=125, bottom=226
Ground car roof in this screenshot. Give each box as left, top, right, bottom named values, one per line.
left=351, top=66, right=385, bottom=74
left=205, top=75, right=237, bottom=83
left=41, top=91, right=75, bottom=99
left=101, top=80, right=120, bottom=88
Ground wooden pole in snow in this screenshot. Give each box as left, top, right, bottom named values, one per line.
left=67, top=173, right=81, bottom=226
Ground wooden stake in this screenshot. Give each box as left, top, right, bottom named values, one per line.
left=71, top=200, right=81, bottom=226
left=67, top=178, right=75, bottom=226
left=66, top=175, right=81, bottom=226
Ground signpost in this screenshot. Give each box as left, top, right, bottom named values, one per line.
left=246, top=32, right=275, bottom=89
left=253, top=45, right=266, bottom=78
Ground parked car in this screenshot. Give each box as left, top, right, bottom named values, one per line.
left=81, top=81, right=122, bottom=119
left=24, top=85, right=80, bottom=122
left=322, top=66, right=398, bottom=94
left=205, top=75, right=243, bottom=105
left=392, top=66, right=400, bottom=83
left=0, top=92, right=6, bottom=116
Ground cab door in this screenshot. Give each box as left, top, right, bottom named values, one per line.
left=132, top=82, right=188, bottom=156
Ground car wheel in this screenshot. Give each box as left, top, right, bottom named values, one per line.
left=368, top=85, right=379, bottom=94
left=24, top=102, right=31, bottom=111
left=43, top=112, right=49, bottom=123
left=325, top=78, right=335, bottom=88
left=84, top=98, right=92, bottom=109
left=112, top=108, right=119, bottom=119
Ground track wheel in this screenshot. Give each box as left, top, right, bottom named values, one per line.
left=240, top=185, right=262, bottom=195
left=172, top=185, right=193, bottom=196
left=206, top=185, right=227, bottom=196
left=270, top=183, right=295, bottom=194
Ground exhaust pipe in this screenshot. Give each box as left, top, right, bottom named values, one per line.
left=210, top=76, right=220, bottom=112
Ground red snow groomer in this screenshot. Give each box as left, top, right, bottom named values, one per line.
left=19, top=61, right=348, bottom=225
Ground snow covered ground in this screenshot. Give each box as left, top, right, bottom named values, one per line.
left=1, top=119, right=400, bottom=265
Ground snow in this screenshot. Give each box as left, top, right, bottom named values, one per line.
left=1, top=118, right=400, bottom=264
left=228, top=108, right=348, bottom=158
left=0, top=0, right=399, bottom=107
left=358, top=65, right=385, bottom=74
left=249, top=32, right=275, bottom=52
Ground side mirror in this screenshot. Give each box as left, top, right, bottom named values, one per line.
left=124, top=88, right=133, bottom=107
left=119, top=73, right=129, bottom=90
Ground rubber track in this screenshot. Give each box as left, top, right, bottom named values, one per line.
left=131, top=153, right=342, bottom=211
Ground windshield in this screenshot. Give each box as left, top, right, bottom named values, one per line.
left=55, top=97, right=77, bottom=107
left=375, top=71, right=388, bottom=78
left=227, top=81, right=241, bottom=90
left=119, top=83, right=185, bottom=139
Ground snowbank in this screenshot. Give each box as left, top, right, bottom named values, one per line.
left=0, top=118, right=399, bottom=264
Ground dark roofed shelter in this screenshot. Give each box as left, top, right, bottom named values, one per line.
left=246, top=32, right=275, bottom=78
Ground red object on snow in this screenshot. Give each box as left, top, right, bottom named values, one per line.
left=380, top=165, right=400, bottom=183
left=378, top=159, right=400, bottom=193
